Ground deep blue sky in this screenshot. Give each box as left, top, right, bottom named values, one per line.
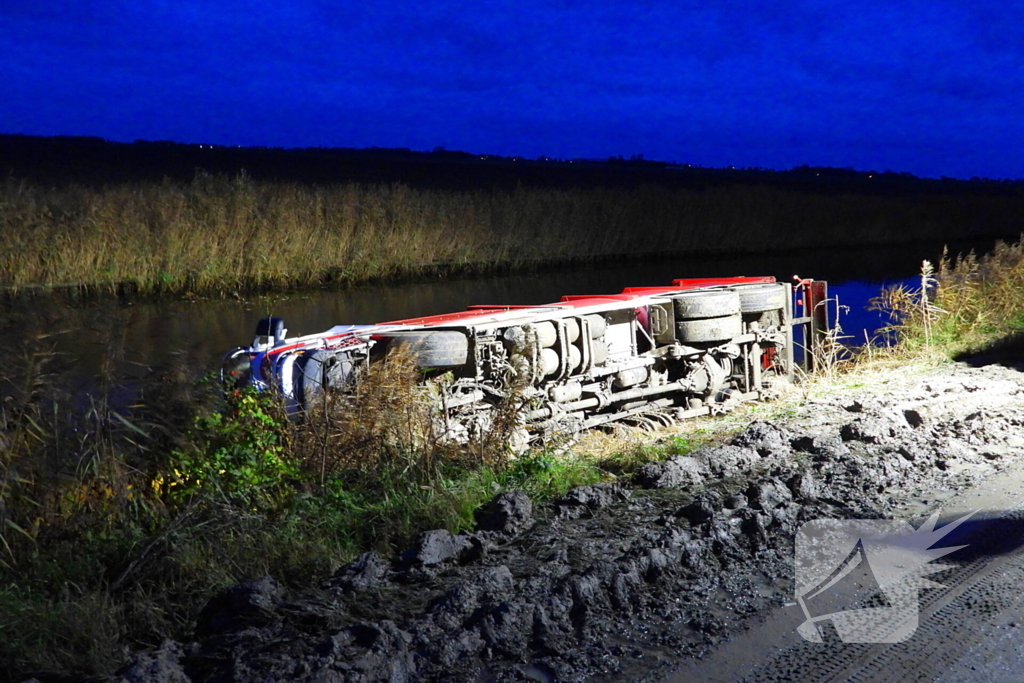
left=2, top=1, right=1022, bottom=179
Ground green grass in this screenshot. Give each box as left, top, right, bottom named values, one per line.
left=590, top=432, right=709, bottom=476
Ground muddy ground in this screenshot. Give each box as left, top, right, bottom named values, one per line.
left=112, top=356, right=1024, bottom=683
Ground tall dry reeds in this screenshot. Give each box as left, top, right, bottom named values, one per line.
left=870, top=236, right=1024, bottom=356
left=295, top=346, right=439, bottom=481
left=2, top=173, right=1020, bottom=294
left=293, top=344, right=525, bottom=486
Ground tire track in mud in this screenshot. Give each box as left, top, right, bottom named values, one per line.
left=848, top=555, right=1024, bottom=683
left=718, top=463, right=1024, bottom=683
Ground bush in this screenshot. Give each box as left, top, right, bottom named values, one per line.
left=166, top=389, right=297, bottom=509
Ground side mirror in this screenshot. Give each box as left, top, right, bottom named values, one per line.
left=221, top=348, right=252, bottom=389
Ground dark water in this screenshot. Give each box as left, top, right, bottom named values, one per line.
left=0, top=240, right=993, bottom=399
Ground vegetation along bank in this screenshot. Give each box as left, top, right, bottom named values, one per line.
left=3, top=232, right=1024, bottom=680
left=4, top=135, right=1024, bottom=295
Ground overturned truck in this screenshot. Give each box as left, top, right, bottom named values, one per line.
left=224, top=276, right=829, bottom=442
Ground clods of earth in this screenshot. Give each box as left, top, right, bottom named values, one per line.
left=112, top=359, right=1024, bottom=683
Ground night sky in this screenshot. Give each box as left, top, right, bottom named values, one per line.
left=2, top=1, right=1021, bottom=179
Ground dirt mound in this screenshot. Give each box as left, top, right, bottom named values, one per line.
left=114, top=362, right=1024, bottom=682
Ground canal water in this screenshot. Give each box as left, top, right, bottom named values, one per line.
left=0, top=240, right=992, bottom=401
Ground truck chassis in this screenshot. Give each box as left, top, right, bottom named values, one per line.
left=224, top=276, right=828, bottom=445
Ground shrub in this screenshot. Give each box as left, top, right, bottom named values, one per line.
left=166, top=388, right=297, bottom=509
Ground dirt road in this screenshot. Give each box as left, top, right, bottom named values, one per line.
left=113, top=356, right=1024, bottom=682
left=672, top=455, right=1024, bottom=682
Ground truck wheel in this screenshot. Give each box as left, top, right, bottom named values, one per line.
left=295, top=350, right=357, bottom=409
left=673, top=289, right=740, bottom=319
left=296, top=351, right=326, bottom=410
left=676, top=314, right=742, bottom=343
left=736, top=283, right=787, bottom=313
left=221, top=347, right=251, bottom=389
left=386, top=331, right=469, bottom=367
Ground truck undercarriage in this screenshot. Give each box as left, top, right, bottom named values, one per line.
left=223, top=276, right=829, bottom=446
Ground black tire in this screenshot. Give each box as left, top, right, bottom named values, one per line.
left=673, top=289, right=740, bottom=319
left=295, top=351, right=326, bottom=409
left=735, top=283, right=787, bottom=314
left=295, top=349, right=358, bottom=408
left=386, top=331, right=469, bottom=367
left=676, top=314, right=742, bottom=343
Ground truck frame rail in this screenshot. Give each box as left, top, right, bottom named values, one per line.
left=223, top=276, right=829, bottom=446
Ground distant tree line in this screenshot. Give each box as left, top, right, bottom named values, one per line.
left=4, top=133, right=1022, bottom=192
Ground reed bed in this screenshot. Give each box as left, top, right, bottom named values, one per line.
left=872, top=235, right=1024, bottom=357
left=3, top=173, right=1020, bottom=294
